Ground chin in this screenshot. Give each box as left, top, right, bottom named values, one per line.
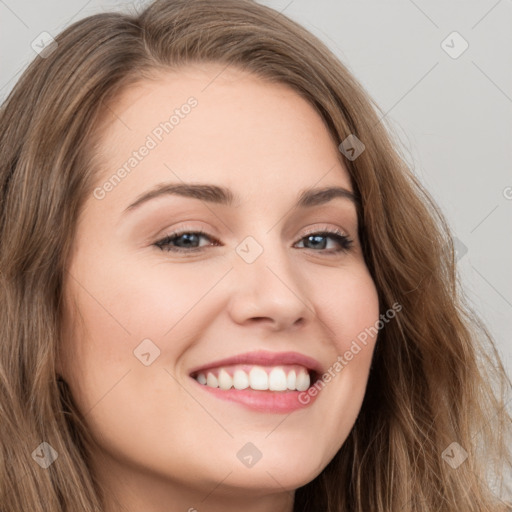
left=211, top=447, right=330, bottom=492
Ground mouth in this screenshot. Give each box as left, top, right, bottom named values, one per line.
left=190, top=365, right=319, bottom=392
left=188, top=350, right=322, bottom=413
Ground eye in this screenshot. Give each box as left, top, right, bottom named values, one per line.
left=154, top=229, right=219, bottom=253
left=294, top=228, right=353, bottom=254
left=153, top=227, right=354, bottom=254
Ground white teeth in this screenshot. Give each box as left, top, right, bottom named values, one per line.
left=233, top=369, right=249, bottom=390
left=249, top=367, right=268, bottom=390
left=268, top=367, right=288, bottom=391
left=218, top=369, right=233, bottom=390
left=206, top=372, right=218, bottom=388
left=296, top=371, right=310, bottom=391
left=286, top=370, right=296, bottom=390
left=195, top=365, right=311, bottom=392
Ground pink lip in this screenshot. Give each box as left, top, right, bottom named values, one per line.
left=188, top=350, right=322, bottom=414
left=192, top=383, right=318, bottom=413
left=188, top=349, right=323, bottom=376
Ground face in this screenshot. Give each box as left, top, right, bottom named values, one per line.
left=58, top=63, right=380, bottom=510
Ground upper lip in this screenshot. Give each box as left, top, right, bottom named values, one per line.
left=188, top=350, right=323, bottom=377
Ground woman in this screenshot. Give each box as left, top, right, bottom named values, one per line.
left=0, top=1, right=510, bottom=511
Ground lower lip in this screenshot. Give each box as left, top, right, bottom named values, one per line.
left=191, top=378, right=319, bottom=413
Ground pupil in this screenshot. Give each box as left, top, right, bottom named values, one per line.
left=307, top=235, right=326, bottom=249
left=179, top=234, right=198, bottom=247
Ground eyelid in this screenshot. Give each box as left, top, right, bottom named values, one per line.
left=154, top=221, right=220, bottom=241
left=153, top=222, right=355, bottom=256
left=299, top=223, right=351, bottom=238
left=156, top=222, right=352, bottom=244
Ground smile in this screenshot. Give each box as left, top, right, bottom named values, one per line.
left=192, top=364, right=312, bottom=391
left=188, top=351, right=322, bottom=413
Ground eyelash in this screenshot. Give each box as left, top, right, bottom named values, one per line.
left=154, top=227, right=354, bottom=255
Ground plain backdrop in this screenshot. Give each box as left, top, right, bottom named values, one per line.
left=1, top=0, right=511, bottom=400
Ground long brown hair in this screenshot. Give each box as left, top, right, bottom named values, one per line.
left=1, top=1, right=510, bottom=510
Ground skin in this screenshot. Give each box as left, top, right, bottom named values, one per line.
left=57, top=63, right=380, bottom=512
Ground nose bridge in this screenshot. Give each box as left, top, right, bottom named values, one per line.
left=226, top=232, right=315, bottom=328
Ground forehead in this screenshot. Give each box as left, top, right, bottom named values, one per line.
left=90, top=63, right=353, bottom=208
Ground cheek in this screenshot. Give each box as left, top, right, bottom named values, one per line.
left=64, top=251, right=221, bottom=345
left=303, top=265, right=379, bottom=434
left=59, top=254, right=233, bottom=401
left=96, top=254, right=231, bottom=339
left=315, top=265, right=380, bottom=353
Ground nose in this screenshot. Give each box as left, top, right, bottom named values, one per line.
left=226, top=239, right=316, bottom=331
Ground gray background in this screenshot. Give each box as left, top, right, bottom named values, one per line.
left=1, top=2, right=510, bottom=380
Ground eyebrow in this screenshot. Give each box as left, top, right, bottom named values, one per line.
left=123, top=182, right=357, bottom=214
